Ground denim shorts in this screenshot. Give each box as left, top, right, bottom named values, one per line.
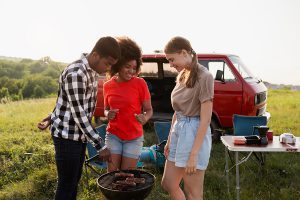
left=168, top=112, right=212, bottom=170
left=105, top=133, right=144, bottom=159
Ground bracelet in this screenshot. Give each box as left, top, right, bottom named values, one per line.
left=97, top=145, right=107, bottom=153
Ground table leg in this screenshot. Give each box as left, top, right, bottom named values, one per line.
left=225, top=146, right=230, bottom=193
left=235, top=151, right=240, bottom=200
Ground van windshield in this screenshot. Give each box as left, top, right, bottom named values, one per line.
left=228, top=55, right=258, bottom=82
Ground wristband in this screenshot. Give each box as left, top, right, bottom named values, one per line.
left=97, top=145, right=107, bottom=153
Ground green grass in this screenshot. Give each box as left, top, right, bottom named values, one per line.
left=267, top=89, right=300, bottom=136
left=0, top=89, right=299, bottom=200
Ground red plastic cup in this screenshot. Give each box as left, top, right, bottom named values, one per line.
left=267, top=130, right=273, bottom=140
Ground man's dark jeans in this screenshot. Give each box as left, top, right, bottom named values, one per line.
left=52, top=136, right=87, bottom=200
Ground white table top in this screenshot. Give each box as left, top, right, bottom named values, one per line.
left=221, top=136, right=300, bottom=152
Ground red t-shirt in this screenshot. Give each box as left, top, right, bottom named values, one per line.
left=103, top=76, right=151, bottom=140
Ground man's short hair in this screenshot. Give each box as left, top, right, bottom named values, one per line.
left=92, top=36, right=121, bottom=60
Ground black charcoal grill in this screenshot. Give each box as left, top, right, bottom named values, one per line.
left=97, top=169, right=155, bottom=200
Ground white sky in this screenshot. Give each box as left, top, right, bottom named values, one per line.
left=1, top=0, right=299, bottom=85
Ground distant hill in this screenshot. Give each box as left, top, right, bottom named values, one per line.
left=0, top=55, right=66, bottom=65
left=0, top=55, right=65, bottom=101
left=264, top=82, right=300, bottom=91
left=0, top=55, right=27, bottom=62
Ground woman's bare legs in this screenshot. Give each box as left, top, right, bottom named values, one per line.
left=161, top=160, right=186, bottom=200
left=121, top=157, right=138, bottom=170
left=183, top=170, right=205, bottom=200
left=107, top=154, right=122, bottom=172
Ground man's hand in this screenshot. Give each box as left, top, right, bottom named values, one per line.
left=37, top=115, right=51, bottom=130
left=98, top=146, right=111, bottom=162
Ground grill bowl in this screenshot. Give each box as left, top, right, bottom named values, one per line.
left=97, top=169, right=155, bottom=200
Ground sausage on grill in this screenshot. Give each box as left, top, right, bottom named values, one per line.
left=115, top=180, right=137, bottom=187
left=114, top=172, right=134, bottom=178
left=125, top=177, right=146, bottom=184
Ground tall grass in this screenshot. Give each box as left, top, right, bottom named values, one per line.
left=267, top=89, right=300, bottom=136
left=0, top=99, right=56, bottom=199
left=0, top=89, right=299, bottom=200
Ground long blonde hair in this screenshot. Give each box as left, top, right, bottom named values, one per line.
left=164, top=36, right=198, bottom=88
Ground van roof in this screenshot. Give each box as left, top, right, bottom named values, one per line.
left=143, top=53, right=237, bottom=60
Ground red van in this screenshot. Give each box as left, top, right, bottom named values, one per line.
left=94, top=53, right=270, bottom=140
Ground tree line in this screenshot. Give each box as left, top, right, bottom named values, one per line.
left=0, top=57, right=65, bottom=103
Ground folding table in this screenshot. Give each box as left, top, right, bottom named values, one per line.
left=221, top=136, right=300, bottom=200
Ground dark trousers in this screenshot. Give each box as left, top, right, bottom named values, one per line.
left=52, top=136, right=87, bottom=200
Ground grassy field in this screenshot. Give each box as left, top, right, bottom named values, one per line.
left=0, top=89, right=299, bottom=200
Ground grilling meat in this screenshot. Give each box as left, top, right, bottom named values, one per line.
left=125, top=177, right=146, bottom=184
left=116, top=180, right=136, bottom=186
left=111, top=171, right=147, bottom=191
left=114, top=172, right=134, bottom=178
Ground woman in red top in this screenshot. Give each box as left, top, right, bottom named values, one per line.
left=103, top=37, right=153, bottom=171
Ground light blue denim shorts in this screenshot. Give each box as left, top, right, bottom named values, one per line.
left=168, top=112, right=212, bottom=170
left=105, top=133, right=144, bottom=159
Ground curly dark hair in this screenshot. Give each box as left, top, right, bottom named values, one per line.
left=109, top=36, right=142, bottom=77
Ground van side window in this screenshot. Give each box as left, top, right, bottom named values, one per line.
left=163, top=63, right=178, bottom=77
left=140, top=62, right=158, bottom=78
left=200, top=60, right=236, bottom=82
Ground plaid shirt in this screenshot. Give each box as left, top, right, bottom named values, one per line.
left=50, top=54, right=103, bottom=150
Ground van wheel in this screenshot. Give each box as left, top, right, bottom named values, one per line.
left=210, top=119, right=221, bottom=143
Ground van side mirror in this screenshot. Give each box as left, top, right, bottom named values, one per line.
left=215, top=70, right=224, bottom=82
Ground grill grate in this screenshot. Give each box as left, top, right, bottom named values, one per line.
left=98, top=170, right=154, bottom=192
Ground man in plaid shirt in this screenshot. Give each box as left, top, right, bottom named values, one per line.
left=38, top=36, right=120, bottom=200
